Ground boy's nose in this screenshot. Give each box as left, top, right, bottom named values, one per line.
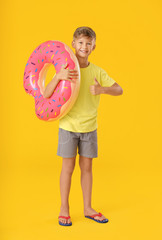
left=83, top=43, right=87, bottom=49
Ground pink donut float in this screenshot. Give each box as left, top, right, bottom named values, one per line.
left=23, top=40, right=80, bottom=121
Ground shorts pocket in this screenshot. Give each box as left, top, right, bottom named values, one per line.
left=58, top=128, right=70, bottom=144
left=88, top=130, right=97, bottom=144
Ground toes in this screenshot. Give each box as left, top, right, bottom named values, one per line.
left=59, top=218, right=71, bottom=224
left=95, top=216, right=105, bottom=221
left=60, top=218, right=66, bottom=224
left=68, top=218, right=71, bottom=224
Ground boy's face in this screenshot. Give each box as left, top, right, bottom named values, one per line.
left=72, top=34, right=96, bottom=59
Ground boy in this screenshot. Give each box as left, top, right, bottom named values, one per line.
left=43, top=27, right=123, bottom=226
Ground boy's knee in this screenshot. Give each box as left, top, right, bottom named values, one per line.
left=80, top=165, right=92, bottom=172
left=79, top=157, right=92, bottom=172
left=62, top=157, right=76, bottom=174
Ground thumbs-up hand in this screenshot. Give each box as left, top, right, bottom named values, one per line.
left=56, top=62, right=79, bottom=83
left=90, top=77, right=102, bottom=95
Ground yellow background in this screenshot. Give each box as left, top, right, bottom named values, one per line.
left=1, top=0, right=162, bottom=239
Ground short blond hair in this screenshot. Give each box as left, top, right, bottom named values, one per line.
left=73, top=26, right=96, bottom=41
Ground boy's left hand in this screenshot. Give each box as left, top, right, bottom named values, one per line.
left=90, top=78, right=102, bottom=95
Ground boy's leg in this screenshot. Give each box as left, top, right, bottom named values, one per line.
left=79, top=155, right=93, bottom=209
left=79, top=155, right=107, bottom=221
left=59, top=156, right=76, bottom=224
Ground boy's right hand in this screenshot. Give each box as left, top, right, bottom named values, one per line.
left=56, top=62, right=79, bottom=83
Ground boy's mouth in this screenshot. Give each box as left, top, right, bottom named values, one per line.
left=80, top=50, right=88, bottom=53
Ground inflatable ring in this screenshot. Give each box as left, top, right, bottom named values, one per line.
left=23, top=40, right=80, bottom=121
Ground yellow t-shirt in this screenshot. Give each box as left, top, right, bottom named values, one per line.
left=59, top=62, right=116, bottom=132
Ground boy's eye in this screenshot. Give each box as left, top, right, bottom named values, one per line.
left=79, top=42, right=91, bottom=45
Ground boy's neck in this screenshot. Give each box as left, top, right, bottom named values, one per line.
left=76, top=55, right=90, bottom=68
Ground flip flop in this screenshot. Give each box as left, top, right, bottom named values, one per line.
left=58, top=215, right=72, bottom=226
left=85, top=212, right=109, bottom=223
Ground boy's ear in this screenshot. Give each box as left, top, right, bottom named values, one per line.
left=72, top=40, right=75, bottom=48
left=92, top=44, right=96, bottom=51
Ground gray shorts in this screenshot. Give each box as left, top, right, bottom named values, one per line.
left=57, top=128, right=98, bottom=158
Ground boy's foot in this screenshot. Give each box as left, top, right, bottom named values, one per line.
left=59, top=207, right=72, bottom=225
left=84, top=207, right=107, bottom=222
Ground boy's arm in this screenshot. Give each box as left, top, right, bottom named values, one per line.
left=43, top=74, right=60, bottom=98
left=100, top=82, right=123, bottom=96
left=90, top=79, right=123, bottom=96
left=43, top=63, right=78, bottom=98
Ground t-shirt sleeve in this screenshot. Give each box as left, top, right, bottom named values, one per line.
left=100, top=68, right=116, bottom=87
